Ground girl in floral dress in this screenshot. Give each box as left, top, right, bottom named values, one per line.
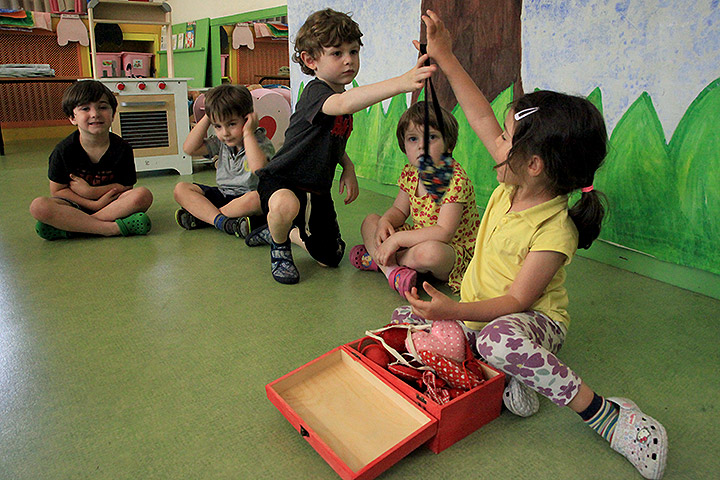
left=350, top=101, right=479, bottom=299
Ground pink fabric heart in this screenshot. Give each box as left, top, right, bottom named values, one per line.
left=407, top=320, right=466, bottom=363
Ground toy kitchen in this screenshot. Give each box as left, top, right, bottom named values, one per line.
left=88, top=0, right=191, bottom=175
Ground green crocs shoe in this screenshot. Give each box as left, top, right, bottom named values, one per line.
left=35, top=221, right=71, bottom=241
left=116, top=212, right=152, bottom=236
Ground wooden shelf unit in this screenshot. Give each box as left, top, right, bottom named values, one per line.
left=87, top=0, right=174, bottom=78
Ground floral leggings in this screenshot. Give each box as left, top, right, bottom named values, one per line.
left=391, top=306, right=582, bottom=407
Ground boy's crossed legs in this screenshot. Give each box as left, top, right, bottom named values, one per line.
left=30, top=187, right=153, bottom=239
left=173, top=182, right=265, bottom=237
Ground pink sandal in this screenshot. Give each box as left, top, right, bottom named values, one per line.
left=349, top=244, right=378, bottom=271
left=388, top=267, right=417, bottom=299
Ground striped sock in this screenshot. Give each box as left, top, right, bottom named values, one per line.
left=579, top=393, right=619, bottom=442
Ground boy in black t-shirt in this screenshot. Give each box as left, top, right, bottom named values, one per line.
left=30, top=80, right=153, bottom=240
left=250, top=8, right=436, bottom=284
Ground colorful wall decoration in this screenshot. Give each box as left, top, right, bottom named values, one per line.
left=287, top=0, right=720, bottom=276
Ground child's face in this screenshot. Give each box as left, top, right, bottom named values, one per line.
left=304, top=41, right=360, bottom=92
left=403, top=122, right=446, bottom=168
left=210, top=114, right=246, bottom=149
left=69, top=96, right=114, bottom=136
left=494, top=112, right=516, bottom=183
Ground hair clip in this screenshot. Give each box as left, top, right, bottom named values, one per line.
left=581, top=185, right=594, bottom=193
left=514, top=107, right=539, bottom=121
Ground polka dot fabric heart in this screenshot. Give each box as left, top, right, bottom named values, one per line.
left=408, top=320, right=466, bottom=362
left=418, top=350, right=483, bottom=390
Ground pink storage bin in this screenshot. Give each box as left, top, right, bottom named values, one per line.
left=220, top=54, right=229, bottom=77
left=95, top=53, right=122, bottom=78
left=120, top=52, right=154, bottom=77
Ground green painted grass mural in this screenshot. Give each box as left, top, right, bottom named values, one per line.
left=296, top=78, right=720, bottom=275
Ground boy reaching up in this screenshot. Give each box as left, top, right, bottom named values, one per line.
left=249, top=8, right=435, bottom=284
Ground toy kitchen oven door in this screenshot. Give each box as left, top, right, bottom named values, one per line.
left=102, top=78, right=192, bottom=175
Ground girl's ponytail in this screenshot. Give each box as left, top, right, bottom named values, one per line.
left=568, top=188, right=607, bottom=249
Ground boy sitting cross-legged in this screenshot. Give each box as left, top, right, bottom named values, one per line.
left=174, top=84, right=275, bottom=238
left=30, top=80, right=153, bottom=240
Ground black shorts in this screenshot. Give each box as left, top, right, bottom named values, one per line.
left=196, top=184, right=241, bottom=208
left=257, top=175, right=345, bottom=267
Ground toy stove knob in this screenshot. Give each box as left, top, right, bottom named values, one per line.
left=138, top=83, right=146, bottom=90
left=158, top=82, right=166, bottom=90
left=117, top=83, right=125, bottom=91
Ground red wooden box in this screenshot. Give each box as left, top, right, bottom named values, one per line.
left=266, top=338, right=505, bottom=480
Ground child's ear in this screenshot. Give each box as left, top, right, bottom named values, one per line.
left=527, top=155, right=545, bottom=177
left=300, top=51, right=317, bottom=71
left=68, top=115, right=78, bottom=126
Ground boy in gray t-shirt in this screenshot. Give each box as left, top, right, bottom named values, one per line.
left=174, top=84, right=275, bottom=237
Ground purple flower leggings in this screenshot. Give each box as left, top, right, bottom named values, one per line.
left=391, top=306, right=582, bottom=407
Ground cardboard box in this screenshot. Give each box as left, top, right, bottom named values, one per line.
left=266, top=338, right=505, bottom=480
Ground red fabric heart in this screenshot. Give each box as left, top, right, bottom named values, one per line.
left=377, top=325, right=408, bottom=353
left=422, top=371, right=451, bottom=405
left=388, top=363, right=424, bottom=382
left=409, top=320, right=466, bottom=362
left=361, top=343, right=390, bottom=369
left=418, top=350, right=483, bottom=390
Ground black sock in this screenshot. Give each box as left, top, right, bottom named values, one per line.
left=578, top=392, right=604, bottom=421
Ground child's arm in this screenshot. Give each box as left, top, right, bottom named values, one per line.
left=321, top=54, right=435, bottom=117
left=242, top=112, right=269, bottom=173
left=419, top=10, right=504, bottom=164
left=68, top=174, right=129, bottom=200
left=407, top=250, right=567, bottom=321
left=183, top=114, right=211, bottom=157
left=375, top=200, right=463, bottom=266
left=374, top=190, right=412, bottom=247
left=50, top=180, right=124, bottom=211
left=338, top=153, right=359, bottom=205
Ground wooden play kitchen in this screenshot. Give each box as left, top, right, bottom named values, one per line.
left=87, top=0, right=190, bottom=175
left=267, top=335, right=505, bottom=480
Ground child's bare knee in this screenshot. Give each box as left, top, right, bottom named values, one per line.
left=268, top=190, right=300, bottom=220
left=361, top=213, right=381, bottom=229
left=173, top=181, right=192, bottom=202
left=134, top=186, right=154, bottom=210
left=29, top=197, right=54, bottom=222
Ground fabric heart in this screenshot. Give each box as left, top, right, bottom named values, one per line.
left=418, top=154, right=454, bottom=204
left=377, top=325, right=409, bottom=353
left=408, top=320, right=466, bottom=363
left=422, top=371, right=451, bottom=405
left=388, top=363, right=424, bottom=383
left=418, top=350, right=483, bottom=390
left=361, top=343, right=390, bottom=369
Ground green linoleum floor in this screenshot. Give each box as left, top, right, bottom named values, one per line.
left=0, top=138, right=718, bottom=479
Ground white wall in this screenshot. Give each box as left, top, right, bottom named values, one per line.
left=166, top=0, right=286, bottom=25
left=521, top=0, right=720, bottom=138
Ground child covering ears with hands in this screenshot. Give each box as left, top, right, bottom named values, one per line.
left=394, top=10, right=668, bottom=480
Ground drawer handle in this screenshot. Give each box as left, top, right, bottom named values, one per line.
left=120, top=101, right=167, bottom=107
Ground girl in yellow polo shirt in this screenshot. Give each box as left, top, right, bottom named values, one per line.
left=394, top=11, right=668, bottom=480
